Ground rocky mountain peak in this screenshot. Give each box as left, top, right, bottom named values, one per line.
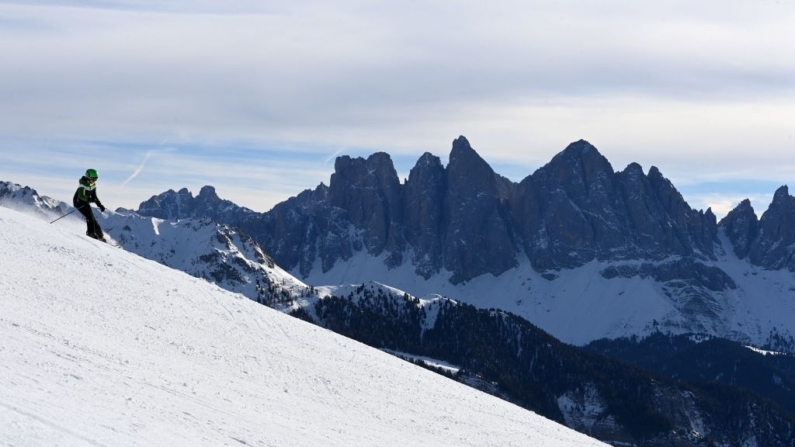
left=367, top=151, right=396, bottom=171
left=448, top=136, right=495, bottom=179
left=761, top=186, right=794, bottom=224
left=773, top=185, right=790, bottom=203
left=705, top=207, right=715, bottom=220
left=328, top=151, right=402, bottom=264
left=647, top=166, right=664, bottom=180
left=558, top=138, right=596, bottom=157
left=403, top=152, right=446, bottom=279
left=443, top=136, right=517, bottom=283
left=415, top=152, right=442, bottom=170
left=622, top=162, right=644, bottom=178
left=725, top=199, right=755, bottom=218
left=407, top=153, right=444, bottom=188
left=331, top=152, right=399, bottom=189
left=543, top=139, right=616, bottom=196
left=719, top=199, right=759, bottom=259
left=646, top=166, right=683, bottom=206
left=138, top=185, right=250, bottom=222
left=198, top=185, right=219, bottom=201
left=138, top=189, right=191, bottom=220
left=550, top=139, right=609, bottom=168
left=450, top=135, right=473, bottom=155
left=748, top=185, right=795, bottom=271
left=447, top=136, right=497, bottom=192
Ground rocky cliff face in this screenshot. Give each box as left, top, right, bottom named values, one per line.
left=719, top=185, right=795, bottom=272
left=402, top=152, right=446, bottom=278
left=749, top=186, right=795, bottom=271
left=329, top=152, right=405, bottom=268
left=137, top=137, right=720, bottom=283
left=513, top=141, right=717, bottom=271
left=138, top=185, right=256, bottom=224
left=719, top=199, right=758, bottom=259
left=443, top=137, right=517, bottom=282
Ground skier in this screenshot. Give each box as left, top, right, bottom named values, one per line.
left=73, top=168, right=107, bottom=241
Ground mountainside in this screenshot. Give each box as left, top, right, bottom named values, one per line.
left=0, top=205, right=609, bottom=447
left=0, top=181, right=67, bottom=218
left=102, top=212, right=312, bottom=310
left=297, top=282, right=795, bottom=446
left=585, top=333, right=795, bottom=416
left=6, top=181, right=795, bottom=446
left=134, top=138, right=795, bottom=351
left=137, top=185, right=257, bottom=225
left=1, top=181, right=312, bottom=311
left=138, top=138, right=720, bottom=280
left=720, top=187, right=795, bottom=271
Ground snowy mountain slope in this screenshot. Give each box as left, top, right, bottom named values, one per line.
left=0, top=181, right=67, bottom=219
left=0, top=181, right=313, bottom=310
left=101, top=211, right=314, bottom=310
left=301, top=244, right=795, bottom=350
left=0, top=206, right=607, bottom=447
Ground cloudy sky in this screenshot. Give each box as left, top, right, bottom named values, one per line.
left=1, top=0, right=793, bottom=218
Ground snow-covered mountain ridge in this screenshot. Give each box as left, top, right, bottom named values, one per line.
left=0, top=205, right=608, bottom=447
left=102, top=211, right=313, bottom=310
left=0, top=181, right=314, bottom=311
left=0, top=181, right=69, bottom=217
left=134, top=138, right=795, bottom=352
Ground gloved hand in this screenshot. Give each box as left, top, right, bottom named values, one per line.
left=98, top=204, right=106, bottom=212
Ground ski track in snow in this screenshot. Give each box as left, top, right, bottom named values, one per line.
left=0, top=207, right=606, bottom=447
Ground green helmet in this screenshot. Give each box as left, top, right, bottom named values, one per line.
left=85, top=168, right=99, bottom=179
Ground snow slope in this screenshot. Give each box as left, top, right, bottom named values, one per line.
left=101, top=211, right=314, bottom=311
left=0, top=207, right=606, bottom=447
left=302, top=247, right=795, bottom=348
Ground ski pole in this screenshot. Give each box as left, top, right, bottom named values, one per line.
left=49, top=209, right=76, bottom=224
left=49, top=204, right=86, bottom=224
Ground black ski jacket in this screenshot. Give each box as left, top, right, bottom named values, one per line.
left=73, top=176, right=104, bottom=209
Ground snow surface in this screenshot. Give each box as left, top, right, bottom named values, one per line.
left=381, top=350, right=462, bottom=375
left=302, top=243, right=795, bottom=347
left=745, top=346, right=788, bottom=356
left=302, top=250, right=677, bottom=344
left=0, top=207, right=606, bottom=447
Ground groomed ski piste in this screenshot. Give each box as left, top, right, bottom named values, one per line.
left=0, top=206, right=607, bottom=447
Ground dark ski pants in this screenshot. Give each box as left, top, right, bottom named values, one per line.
left=74, top=201, right=104, bottom=239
